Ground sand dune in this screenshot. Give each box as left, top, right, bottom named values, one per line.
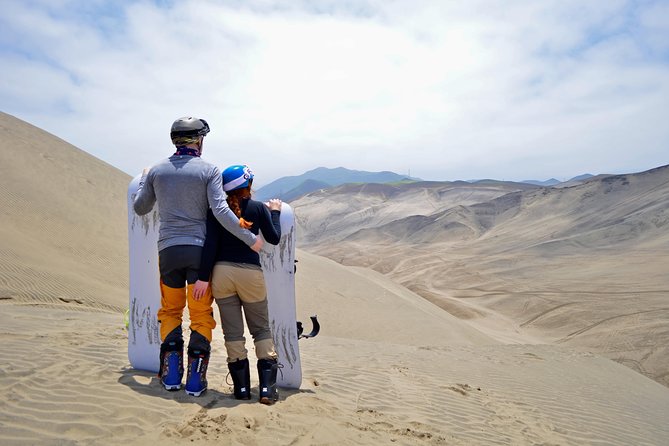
left=2, top=112, right=669, bottom=445
left=0, top=112, right=130, bottom=311
left=2, top=301, right=669, bottom=445
left=294, top=250, right=497, bottom=346
left=297, top=165, right=669, bottom=387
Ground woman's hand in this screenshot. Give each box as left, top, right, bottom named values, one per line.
left=267, top=198, right=282, bottom=211
left=192, top=280, right=210, bottom=300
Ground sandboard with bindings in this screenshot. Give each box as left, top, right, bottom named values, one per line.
left=128, top=178, right=316, bottom=385
left=127, top=175, right=161, bottom=373
left=259, top=203, right=303, bottom=388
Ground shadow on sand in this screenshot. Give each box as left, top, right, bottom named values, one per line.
left=117, top=367, right=314, bottom=409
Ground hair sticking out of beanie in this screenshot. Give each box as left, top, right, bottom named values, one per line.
left=227, top=188, right=253, bottom=228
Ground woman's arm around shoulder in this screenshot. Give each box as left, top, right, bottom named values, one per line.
left=193, top=211, right=220, bottom=300
left=198, top=209, right=221, bottom=282
left=258, top=198, right=282, bottom=245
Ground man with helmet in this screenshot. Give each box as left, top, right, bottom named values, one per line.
left=133, top=117, right=263, bottom=397
left=193, top=164, right=282, bottom=404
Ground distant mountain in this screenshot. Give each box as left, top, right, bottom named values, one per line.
left=569, top=174, right=595, bottom=182
left=276, top=178, right=331, bottom=203
left=522, top=174, right=595, bottom=187
left=522, top=178, right=561, bottom=186
left=255, top=166, right=419, bottom=202
left=340, top=167, right=669, bottom=249
left=292, top=179, right=538, bottom=244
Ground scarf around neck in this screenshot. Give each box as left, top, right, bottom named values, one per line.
left=174, top=146, right=201, bottom=157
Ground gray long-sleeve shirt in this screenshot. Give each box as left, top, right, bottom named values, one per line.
left=133, top=154, right=257, bottom=252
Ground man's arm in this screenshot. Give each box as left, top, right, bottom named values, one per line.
left=133, top=167, right=156, bottom=216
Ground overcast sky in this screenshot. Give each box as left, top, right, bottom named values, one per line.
left=1, top=0, right=668, bottom=186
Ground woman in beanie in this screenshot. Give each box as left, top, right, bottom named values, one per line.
left=193, top=164, right=282, bottom=404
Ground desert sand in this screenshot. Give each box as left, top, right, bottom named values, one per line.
left=1, top=112, right=669, bottom=445
left=294, top=164, right=669, bottom=388
left=2, top=254, right=669, bottom=445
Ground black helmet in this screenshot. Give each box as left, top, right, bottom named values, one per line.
left=170, top=117, right=210, bottom=139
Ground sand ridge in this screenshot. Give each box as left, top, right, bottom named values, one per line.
left=2, top=112, right=669, bottom=444
left=296, top=165, right=669, bottom=387
left=2, top=303, right=669, bottom=445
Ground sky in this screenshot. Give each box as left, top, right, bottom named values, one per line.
left=1, top=0, right=668, bottom=186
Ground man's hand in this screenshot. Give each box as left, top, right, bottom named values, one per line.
left=192, top=280, right=210, bottom=300
left=250, top=237, right=264, bottom=253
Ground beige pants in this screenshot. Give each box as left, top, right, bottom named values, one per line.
left=212, top=262, right=277, bottom=362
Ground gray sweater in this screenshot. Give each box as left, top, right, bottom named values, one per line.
left=133, top=154, right=257, bottom=252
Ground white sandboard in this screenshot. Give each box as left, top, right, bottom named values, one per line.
left=127, top=175, right=161, bottom=373
left=260, top=203, right=302, bottom=389
left=128, top=178, right=302, bottom=385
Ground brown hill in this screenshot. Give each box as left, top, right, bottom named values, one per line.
left=1, top=113, right=668, bottom=444
left=0, top=112, right=131, bottom=311
left=344, top=165, right=669, bottom=250
left=294, top=179, right=537, bottom=244
left=297, top=165, right=669, bottom=387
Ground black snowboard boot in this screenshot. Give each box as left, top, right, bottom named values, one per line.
left=228, top=358, right=251, bottom=400
left=257, top=358, right=279, bottom=405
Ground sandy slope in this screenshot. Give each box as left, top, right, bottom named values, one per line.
left=299, top=166, right=669, bottom=388
left=2, top=112, right=669, bottom=445
left=294, top=250, right=496, bottom=346
left=2, top=299, right=669, bottom=445
left=0, top=112, right=130, bottom=311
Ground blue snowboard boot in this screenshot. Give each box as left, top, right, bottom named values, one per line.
left=159, top=341, right=184, bottom=391
left=185, top=349, right=209, bottom=397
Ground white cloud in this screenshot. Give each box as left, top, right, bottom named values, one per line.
left=1, top=0, right=667, bottom=185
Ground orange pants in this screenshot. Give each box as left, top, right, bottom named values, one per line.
left=158, top=281, right=216, bottom=343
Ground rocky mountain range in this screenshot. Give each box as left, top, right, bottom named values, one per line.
left=293, top=163, right=669, bottom=387
left=256, top=166, right=595, bottom=203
